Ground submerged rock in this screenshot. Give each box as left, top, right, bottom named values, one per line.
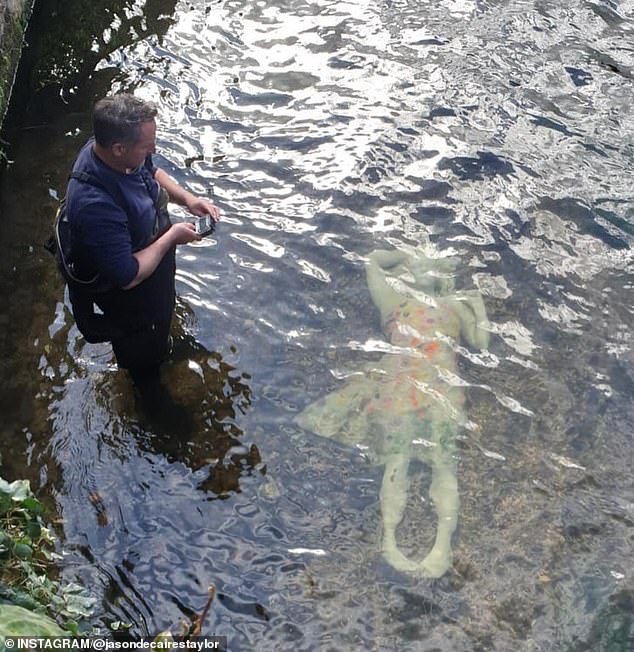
left=0, top=603, right=66, bottom=636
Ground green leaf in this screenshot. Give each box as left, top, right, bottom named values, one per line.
left=110, top=621, right=132, bottom=631
left=63, top=621, right=80, bottom=636
left=0, top=494, right=13, bottom=515
left=0, top=603, right=66, bottom=636
left=154, top=631, right=175, bottom=645
left=0, top=479, right=32, bottom=502
left=25, top=520, right=42, bottom=539
left=13, top=543, right=33, bottom=560
left=0, top=532, right=12, bottom=558
left=51, top=583, right=96, bottom=620
left=22, top=498, right=46, bottom=516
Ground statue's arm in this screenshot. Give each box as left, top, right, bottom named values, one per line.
left=450, top=291, right=490, bottom=349
left=368, top=249, right=408, bottom=269
left=366, top=249, right=408, bottom=322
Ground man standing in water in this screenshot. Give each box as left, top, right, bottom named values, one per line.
left=64, top=93, right=219, bottom=382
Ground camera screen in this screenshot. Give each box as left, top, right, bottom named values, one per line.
left=195, top=215, right=212, bottom=234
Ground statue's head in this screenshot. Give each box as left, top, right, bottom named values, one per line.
left=396, top=245, right=458, bottom=296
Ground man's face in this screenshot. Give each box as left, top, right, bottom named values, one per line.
left=120, top=119, right=157, bottom=171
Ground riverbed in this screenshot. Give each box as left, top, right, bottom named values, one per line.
left=0, top=0, right=632, bottom=649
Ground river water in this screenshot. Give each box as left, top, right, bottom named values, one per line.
left=0, top=0, right=632, bottom=649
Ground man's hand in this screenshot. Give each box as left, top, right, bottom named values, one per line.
left=185, top=196, right=220, bottom=221
left=124, top=222, right=201, bottom=289
left=155, top=168, right=221, bottom=222
left=169, top=221, right=202, bottom=244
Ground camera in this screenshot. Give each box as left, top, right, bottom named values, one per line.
left=194, top=214, right=215, bottom=236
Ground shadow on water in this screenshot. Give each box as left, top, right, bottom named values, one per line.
left=28, top=297, right=265, bottom=632
left=0, top=0, right=263, bottom=635
left=0, top=0, right=191, bottom=467
left=5, top=0, right=177, bottom=127
left=128, top=309, right=261, bottom=497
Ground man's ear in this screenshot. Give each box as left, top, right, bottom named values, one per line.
left=111, top=143, right=126, bottom=158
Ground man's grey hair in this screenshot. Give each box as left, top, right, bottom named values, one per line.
left=93, top=93, right=158, bottom=147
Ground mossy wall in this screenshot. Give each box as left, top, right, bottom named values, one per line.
left=0, top=0, right=33, bottom=126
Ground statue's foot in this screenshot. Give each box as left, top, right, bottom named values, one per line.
left=383, top=542, right=420, bottom=574
left=383, top=542, right=452, bottom=578
left=420, top=547, right=452, bottom=578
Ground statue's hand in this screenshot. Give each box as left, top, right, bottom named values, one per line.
left=367, top=249, right=408, bottom=271
left=450, top=290, right=490, bottom=350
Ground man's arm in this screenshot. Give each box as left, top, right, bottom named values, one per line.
left=155, top=168, right=220, bottom=221
left=123, top=222, right=200, bottom=289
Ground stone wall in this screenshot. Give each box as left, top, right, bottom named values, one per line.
left=0, top=0, right=33, bottom=126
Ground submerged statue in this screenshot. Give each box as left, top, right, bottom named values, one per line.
left=296, top=246, right=490, bottom=577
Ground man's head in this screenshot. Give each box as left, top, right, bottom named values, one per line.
left=92, top=94, right=158, bottom=171
left=93, top=94, right=157, bottom=147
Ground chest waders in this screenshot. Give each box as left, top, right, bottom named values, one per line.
left=50, top=170, right=174, bottom=375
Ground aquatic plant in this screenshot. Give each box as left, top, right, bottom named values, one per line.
left=0, top=475, right=95, bottom=633
left=155, top=585, right=217, bottom=640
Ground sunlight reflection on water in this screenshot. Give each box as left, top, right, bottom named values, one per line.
left=0, top=0, right=632, bottom=648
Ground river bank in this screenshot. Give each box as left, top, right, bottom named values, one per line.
left=0, top=0, right=32, bottom=126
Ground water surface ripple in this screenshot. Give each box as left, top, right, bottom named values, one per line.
left=0, top=0, right=633, bottom=649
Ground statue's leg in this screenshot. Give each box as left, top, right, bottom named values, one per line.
left=419, top=459, right=458, bottom=577
left=380, top=453, right=420, bottom=573
left=420, top=421, right=459, bottom=577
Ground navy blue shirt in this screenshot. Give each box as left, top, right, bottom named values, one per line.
left=66, top=139, right=160, bottom=288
